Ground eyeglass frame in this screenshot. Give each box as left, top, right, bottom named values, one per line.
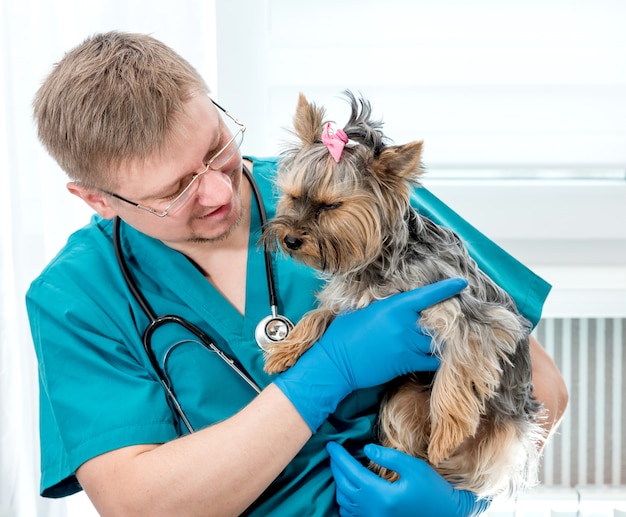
left=102, top=99, right=246, bottom=218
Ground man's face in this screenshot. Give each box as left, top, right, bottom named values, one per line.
left=106, top=94, right=246, bottom=249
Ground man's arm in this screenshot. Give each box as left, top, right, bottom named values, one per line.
left=529, top=334, right=568, bottom=443
left=77, top=384, right=310, bottom=517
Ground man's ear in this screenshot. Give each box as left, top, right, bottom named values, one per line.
left=66, top=182, right=119, bottom=219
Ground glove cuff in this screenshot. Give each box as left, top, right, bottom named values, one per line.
left=462, top=490, right=492, bottom=517
left=274, top=347, right=351, bottom=432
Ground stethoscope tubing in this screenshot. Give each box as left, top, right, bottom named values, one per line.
left=112, top=164, right=286, bottom=432
left=114, top=217, right=263, bottom=433
left=247, top=163, right=280, bottom=313
left=144, top=315, right=262, bottom=394
left=113, top=164, right=293, bottom=433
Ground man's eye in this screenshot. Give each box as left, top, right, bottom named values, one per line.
left=162, top=185, right=185, bottom=201
left=162, top=190, right=181, bottom=201
left=159, top=176, right=193, bottom=201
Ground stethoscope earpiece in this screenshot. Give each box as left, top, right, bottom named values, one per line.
left=255, top=308, right=294, bottom=352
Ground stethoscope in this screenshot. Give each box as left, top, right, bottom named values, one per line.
left=113, top=164, right=293, bottom=433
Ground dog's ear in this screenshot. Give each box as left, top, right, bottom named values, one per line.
left=373, top=141, right=424, bottom=183
left=293, top=93, right=325, bottom=145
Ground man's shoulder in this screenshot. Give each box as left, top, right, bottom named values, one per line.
left=28, top=215, right=115, bottom=291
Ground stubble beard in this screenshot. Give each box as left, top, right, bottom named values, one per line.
left=187, top=202, right=244, bottom=244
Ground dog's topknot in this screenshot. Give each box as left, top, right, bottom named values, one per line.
left=288, top=90, right=388, bottom=158
left=341, top=90, right=388, bottom=158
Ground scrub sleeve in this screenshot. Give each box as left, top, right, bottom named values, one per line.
left=26, top=223, right=181, bottom=497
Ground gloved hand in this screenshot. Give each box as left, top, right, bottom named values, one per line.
left=274, top=278, right=467, bottom=431
left=327, top=442, right=491, bottom=517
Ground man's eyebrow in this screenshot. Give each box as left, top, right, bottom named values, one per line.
left=137, top=166, right=193, bottom=201
left=142, top=109, right=225, bottom=200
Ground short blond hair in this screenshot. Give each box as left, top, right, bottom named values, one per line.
left=33, top=31, right=209, bottom=188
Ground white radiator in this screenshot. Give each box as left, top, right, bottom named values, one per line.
left=486, top=486, right=626, bottom=516
left=486, top=317, right=626, bottom=516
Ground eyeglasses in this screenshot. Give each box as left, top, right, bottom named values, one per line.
left=104, top=100, right=246, bottom=218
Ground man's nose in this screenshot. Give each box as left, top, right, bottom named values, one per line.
left=195, top=169, right=233, bottom=206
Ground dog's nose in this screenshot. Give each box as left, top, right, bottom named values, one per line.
left=284, top=235, right=303, bottom=250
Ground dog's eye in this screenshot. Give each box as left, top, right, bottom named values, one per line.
left=315, top=202, right=342, bottom=217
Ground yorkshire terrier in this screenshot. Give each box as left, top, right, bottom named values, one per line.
left=262, top=91, right=545, bottom=499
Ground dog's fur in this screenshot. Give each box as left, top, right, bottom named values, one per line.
left=262, top=91, right=546, bottom=499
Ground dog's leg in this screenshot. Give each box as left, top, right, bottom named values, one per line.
left=434, top=417, right=540, bottom=498
left=263, top=308, right=335, bottom=374
left=422, top=299, right=525, bottom=465
left=427, top=359, right=485, bottom=466
left=375, top=377, right=432, bottom=481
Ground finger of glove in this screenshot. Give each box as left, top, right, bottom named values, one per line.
left=328, top=443, right=382, bottom=517
left=364, top=443, right=428, bottom=479
left=407, top=346, right=441, bottom=370
left=339, top=505, right=359, bottom=517
left=457, top=490, right=492, bottom=516
left=385, top=278, right=467, bottom=315
left=365, top=444, right=470, bottom=505
left=335, top=488, right=360, bottom=517
left=327, top=442, right=380, bottom=491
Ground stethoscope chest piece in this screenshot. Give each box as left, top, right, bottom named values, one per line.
left=255, top=307, right=294, bottom=352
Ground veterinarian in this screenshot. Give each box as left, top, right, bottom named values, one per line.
left=27, top=31, right=567, bottom=517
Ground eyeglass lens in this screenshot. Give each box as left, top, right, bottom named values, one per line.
left=163, top=127, right=245, bottom=216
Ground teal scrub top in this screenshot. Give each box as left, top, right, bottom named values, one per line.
left=26, top=156, right=550, bottom=515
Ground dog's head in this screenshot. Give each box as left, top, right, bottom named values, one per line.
left=263, top=90, right=425, bottom=274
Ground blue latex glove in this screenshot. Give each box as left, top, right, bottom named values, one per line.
left=274, top=278, right=467, bottom=431
left=326, top=442, right=491, bottom=517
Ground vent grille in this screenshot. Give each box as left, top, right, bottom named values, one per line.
left=534, top=318, right=625, bottom=487
left=485, top=317, right=626, bottom=513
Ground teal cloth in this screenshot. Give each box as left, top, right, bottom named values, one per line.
left=26, top=156, right=550, bottom=515
left=411, top=187, right=550, bottom=328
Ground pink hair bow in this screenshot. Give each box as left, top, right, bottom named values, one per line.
left=321, top=122, right=348, bottom=163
